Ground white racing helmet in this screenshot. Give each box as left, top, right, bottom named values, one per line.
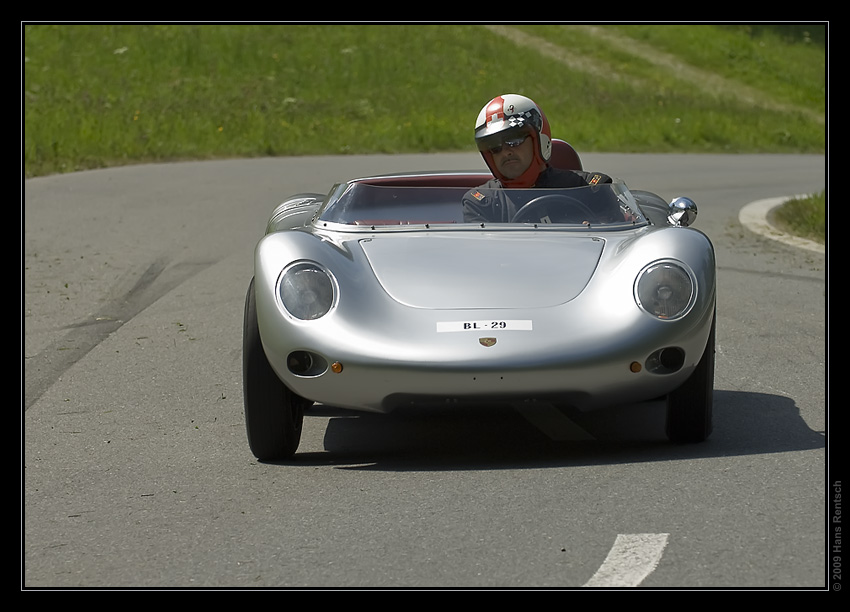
left=474, top=94, right=553, bottom=187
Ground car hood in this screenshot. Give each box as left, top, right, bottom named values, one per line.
left=359, top=233, right=604, bottom=309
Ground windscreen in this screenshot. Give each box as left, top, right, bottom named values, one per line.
left=317, top=180, right=647, bottom=229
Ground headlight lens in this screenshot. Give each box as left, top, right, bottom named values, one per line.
left=278, top=262, right=336, bottom=320
left=635, top=261, right=695, bottom=320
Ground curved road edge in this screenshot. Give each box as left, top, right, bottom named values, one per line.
left=739, top=195, right=825, bottom=254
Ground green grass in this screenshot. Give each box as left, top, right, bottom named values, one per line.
left=23, top=23, right=826, bottom=178
left=772, top=191, right=826, bottom=244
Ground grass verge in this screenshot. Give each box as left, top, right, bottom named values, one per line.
left=23, top=23, right=825, bottom=177
left=772, top=191, right=826, bottom=244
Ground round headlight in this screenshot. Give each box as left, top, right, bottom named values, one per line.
left=635, top=261, right=695, bottom=320
left=278, top=262, right=336, bottom=320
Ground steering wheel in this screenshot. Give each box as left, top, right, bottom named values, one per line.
left=511, top=194, right=597, bottom=224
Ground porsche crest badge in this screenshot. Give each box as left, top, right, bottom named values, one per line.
left=479, top=337, right=497, bottom=347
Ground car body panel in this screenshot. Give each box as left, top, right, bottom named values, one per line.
left=360, top=233, right=604, bottom=309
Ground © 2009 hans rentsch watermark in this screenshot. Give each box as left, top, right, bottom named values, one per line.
left=833, top=481, right=842, bottom=591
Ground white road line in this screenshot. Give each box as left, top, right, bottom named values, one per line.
left=583, top=533, right=669, bottom=588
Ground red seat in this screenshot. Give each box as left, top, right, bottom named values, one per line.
left=549, top=139, right=583, bottom=171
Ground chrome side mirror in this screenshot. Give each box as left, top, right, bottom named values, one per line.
left=667, top=197, right=697, bottom=227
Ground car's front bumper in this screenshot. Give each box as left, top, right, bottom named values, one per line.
left=256, top=291, right=715, bottom=413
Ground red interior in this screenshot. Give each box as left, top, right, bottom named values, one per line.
left=356, top=173, right=492, bottom=188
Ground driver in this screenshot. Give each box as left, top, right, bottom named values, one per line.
left=463, top=94, right=616, bottom=223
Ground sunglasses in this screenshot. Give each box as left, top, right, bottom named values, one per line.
left=487, top=134, right=529, bottom=154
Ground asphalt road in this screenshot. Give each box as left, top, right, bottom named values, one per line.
left=23, top=152, right=828, bottom=589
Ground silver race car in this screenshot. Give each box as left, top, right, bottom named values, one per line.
left=243, top=151, right=716, bottom=460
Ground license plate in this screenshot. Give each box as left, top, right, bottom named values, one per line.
left=436, top=320, right=533, bottom=333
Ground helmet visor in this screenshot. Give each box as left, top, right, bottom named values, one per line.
left=475, top=126, right=532, bottom=153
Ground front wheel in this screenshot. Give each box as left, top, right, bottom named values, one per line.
left=243, top=278, right=307, bottom=460
left=665, top=312, right=715, bottom=443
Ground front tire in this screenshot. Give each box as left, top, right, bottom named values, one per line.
left=665, top=312, right=715, bottom=443
left=243, top=278, right=306, bottom=460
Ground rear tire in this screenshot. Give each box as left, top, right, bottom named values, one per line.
left=243, top=278, right=306, bottom=460
left=666, top=312, right=715, bottom=443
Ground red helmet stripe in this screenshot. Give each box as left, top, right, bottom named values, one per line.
left=485, top=96, right=506, bottom=127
